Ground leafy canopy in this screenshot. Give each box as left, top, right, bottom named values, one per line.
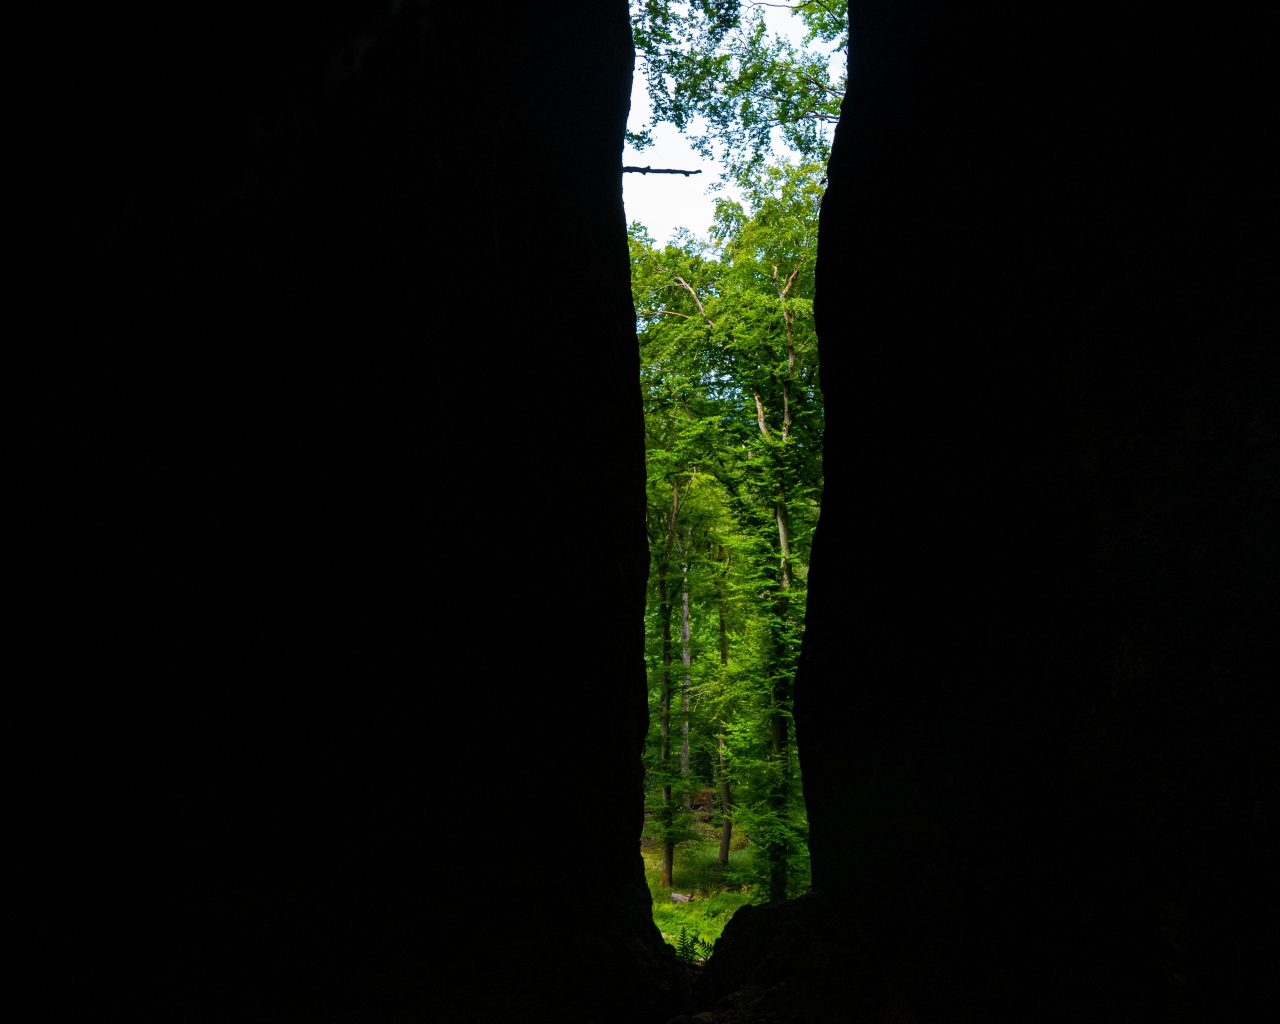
left=630, top=1, right=847, bottom=183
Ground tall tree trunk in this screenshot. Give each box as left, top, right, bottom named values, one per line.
left=658, top=574, right=674, bottom=889
left=754, top=349, right=796, bottom=903
left=657, top=482, right=682, bottom=889
left=717, top=730, right=732, bottom=866
left=715, top=549, right=733, bottom=865
left=774, top=267, right=798, bottom=592
left=767, top=663, right=791, bottom=903
left=679, top=547, right=692, bottom=811
left=767, top=445, right=795, bottom=901
left=775, top=491, right=793, bottom=592
left=756, top=274, right=808, bottom=902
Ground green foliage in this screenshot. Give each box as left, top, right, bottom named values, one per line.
left=642, top=834, right=756, bottom=953
left=674, top=926, right=716, bottom=965
left=637, top=158, right=823, bottom=908
left=642, top=779, right=700, bottom=847
left=630, top=1, right=847, bottom=183
left=722, top=777, right=811, bottom=899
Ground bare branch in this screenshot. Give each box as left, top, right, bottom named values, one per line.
left=673, top=276, right=715, bottom=328
left=782, top=259, right=803, bottom=298
left=754, top=390, right=771, bottom=438
left=796, top=71, right=844, bottom=99
left=623, top=166, right=703, bottom=177
left=747, top=114, right=841, bottom=132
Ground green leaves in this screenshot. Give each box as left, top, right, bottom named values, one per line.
left=674, top=925, right=716, bottom=965
left=637, top=157, right=823, bottom=903
left=630, top=1, right=847, bottom=184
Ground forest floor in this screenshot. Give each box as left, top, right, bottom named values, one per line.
left=640, top=822, right=758, bottom=958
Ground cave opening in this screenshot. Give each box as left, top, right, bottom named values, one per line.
left=31, top=3, right=1271, bottom=1021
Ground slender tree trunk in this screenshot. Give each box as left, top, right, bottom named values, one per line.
left=766, top=555, right=793, bottom=901
left=717, top=730, right=732, bottom=865
left=775, top=261, right=801, bottom=444
left=775, top=268, right=797, bottom=592
left=659, top=575, right=674, bottom=889
left=767, top=460, right=795, bottom=901
left=679, top=547, right=692, bottom=811
left=767, top=667, right=791, bottom=902
left=758, top=277, right=802, bottom=903
left=775, top=493, right=793, bottom=592
left=657, top=482, right=681, bottom=889
left=715, top=550, right=733, bottom=865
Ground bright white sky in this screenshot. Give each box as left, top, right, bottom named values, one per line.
left=621, top=94, right=721, bottom=245
left=623, top=5, right=816, bottom=245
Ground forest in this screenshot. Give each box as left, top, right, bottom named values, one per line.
left=626, top=1, right=844, bottom=957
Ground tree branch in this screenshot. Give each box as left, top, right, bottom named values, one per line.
left=673, top=276, right=714, bottom=328
left=754, top=390, right=771, bottom=439
left=623, top=166, right=703, bottom=176
left=781, top=260, right=803, bottom=299
left=796, top=71, right=844, bottom=99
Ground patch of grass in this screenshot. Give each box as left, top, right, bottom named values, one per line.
left=641, top=835, right=759, bottom=953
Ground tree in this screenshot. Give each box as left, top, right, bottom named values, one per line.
left=630, top=1, right=848, bottom=182
left=635, top=159, right=824, bottom=902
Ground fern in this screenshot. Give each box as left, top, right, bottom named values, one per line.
left=673, top=926, right=716, bottom=965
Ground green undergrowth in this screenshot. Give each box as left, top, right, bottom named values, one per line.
left=641, top=834, right=758, bottom=962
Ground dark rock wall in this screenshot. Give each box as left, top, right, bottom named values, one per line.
left=37, top=3, right=678, bottom=1022
left=794, top=3, right=1276, bottom=1020
left=25, top=3, right=1274, bottom=1023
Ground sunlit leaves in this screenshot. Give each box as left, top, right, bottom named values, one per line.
left=635, top=159, right=823, bottom=900
left=629, top=1, right=847, bottom=183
